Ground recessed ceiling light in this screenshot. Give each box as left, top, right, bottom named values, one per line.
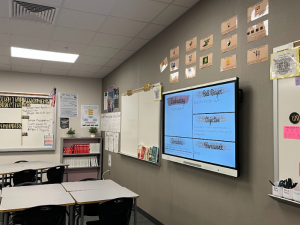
left=11, top=47, right=79, bottom=63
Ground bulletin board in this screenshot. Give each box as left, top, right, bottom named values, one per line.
left=120, top=83, right=161, bottom=157
left=273, top=42, right=300, bottom=183
left=0, top=92, right=56, bottom=152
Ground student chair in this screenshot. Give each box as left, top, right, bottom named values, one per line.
left=21, top=205, right=66, bottom=225
left=43, top=166, right=65, bottom=184
left=12, top=169, right=37, bottom=186
left=1, top=160, right=29, bottom=188
left=86, top=198, right=133, bottom=225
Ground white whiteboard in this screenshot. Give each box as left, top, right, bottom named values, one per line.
left=120, top=86, right=161, bottom=157
left=0, top=93, right=56, bottom=152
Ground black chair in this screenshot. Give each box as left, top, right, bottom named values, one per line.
left=1, top=160, right=29, bottom=188
left=21, top=205, right=66, bottom=225
left=43, top=166, right=65, bottom=184
left=86, top=198, right=133, bottom=225
left=14, top=160, right=28, bottom=164
left=13, top=169, right=36, bottom=186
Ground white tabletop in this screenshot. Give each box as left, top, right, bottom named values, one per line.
left=62, top=179, right=122, bottom=192
left=1, top=184, right=66, bottom=198
left=70, top=186, right=139, bottom=204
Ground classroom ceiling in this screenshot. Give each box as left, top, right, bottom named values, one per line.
left=0, top=0, right=199, bottom=79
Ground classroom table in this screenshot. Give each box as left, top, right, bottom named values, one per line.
left=70, top=186, right=139, bottom=225
left=61, top=179, right=122, bottom=192
left=0, top=184, right=75, bottom=225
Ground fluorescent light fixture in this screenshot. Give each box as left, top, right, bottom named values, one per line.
left=11, top=47, right=79, bottom=63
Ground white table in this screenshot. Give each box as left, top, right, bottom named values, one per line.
left=70, top=186, right=139, bottom=225
left=62, top=179, right=122, bottom=192
left=0, top=185, right=75, bottom=225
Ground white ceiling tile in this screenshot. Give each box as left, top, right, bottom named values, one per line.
left=0, top=46, right=10, bottom=56
left=105, top=59, right=124, bottom=67
left=12, top=65, right=41, bottom=74
left=172, top=0, right=199, bottom=7
left=53, top=27, right=95, bottom=44
left=93, top=72, right=107, bottom=78
left=68, top=70, right=95, bottom=78
left=42, top=61, right=74, bottom=70
left=76, top=56, right=110, bottom=66
left=48, top=41, right=86, bottom=54
left=98, top=66, right=115, bottom=74
left=99, top=17, right=147, bottom=37
left=0, top=63, right=10, bottom=71
left=111, top=0, right=167, bottom=22
left=0, top=18, right=9, bottom=34
left=113, top=50, right=134, bottom=60
left=136, top=24, right=166, bottom=39
left=152, top=5, right=188, bottom=25
left=10, top=19, right=55, bottom=39
left=41, top=68, right=69, bottom=76
left=10, top=35, right=50, bottom=51
left=0, top=56, right=10, bottom=64
left=26, top=0, right=64, bottom=7
left=0, top=33, right=9, bottom=46
left=123, top=38, right=148, bottom=51
left=11, top=58, right=43, bottom=67
left=57, top=9, right=106, bottom=32
left=0, top=0, right=8, bottom=18
left=71, top=64, right=101, bottom=73
left=63, top=0, right=118, bottom=15
left=83, top=45, right=119, bottom=58
left=91, top=33, right=131, bottom=48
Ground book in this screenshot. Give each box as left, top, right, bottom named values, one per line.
left=151, top=146, right=158, bottom=163
left=137, top=144, right=142, bottom=159
left=141, top=146, right=146, bottom=159
left=148, top=147, right=152, bottom=161
left=144, top=147, right=149, bottom=160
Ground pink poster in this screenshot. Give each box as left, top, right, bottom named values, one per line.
left=284, top=126, right=300, bottom=139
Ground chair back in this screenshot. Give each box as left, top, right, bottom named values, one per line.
left=80, top=178, right=99, bottom=216
left=13, top=169, right=36, bottom=186
left=22, top=205, right=65, bottom=225
left=47, top=166, right=65, bottom=184
left=98, top=198, right=133, bottom=225
left=15, top=160, right=28, bottom=163
left=15, top=182, right=40, bottom=187
left=80, top=178, right=98, bottom=182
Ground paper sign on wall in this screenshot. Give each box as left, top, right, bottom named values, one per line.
left=81, top=105, right=100, bottom=128
left=200, top=35, right=213, bottom=51
left=185, top=51, right=196, bottom=65
left=170, top=58, right=179, bottom=71
left=247, top=45, right=268, bottom=65
left=186, top=37, right=197, bottom=52
left=200, top=53, right=213, bottom=69
left=221, top=15, right=237, bottom=35
left=170, top=72, right=179, bottom=84
left=59, top=93, right=78, bottom=118
left=104, top=92, right=108, bottom=110
left=170, top=46, right=179, bottom=59
left=160, top=57, right=168, bottom=73
left=247, top=20, right=268, bottom=43
left=185, top=66, right=196, bottom=79
left=296, top=77, right=300, bottom=86
left=284, top=126, right=300, bottom=140
left=221, top=54, right=237, bottom=71
left=44, top=135, right=53, bottom=146
left=247, top=0, right=269, bottom=23
left=221, top=34, right=237, bottom=53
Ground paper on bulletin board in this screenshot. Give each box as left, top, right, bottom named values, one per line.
left=170, top=46, right=179, bottom=59
left=170, top=72, right=179, bottom=84
left=247, top=20, right=268, bottom=43
left=160, top=57, right=168, bottom=73
left=170, top=58, right=179, bottom=71
left=200, top=53, right=213, bottom=69
left=108, top=154, right=111, bottom=167
left=270, top=48, right=300, bottom=80
left=247, top=45, right=268, bottom=65
left=221, top=54, right=237, bottom=72
left=104, top=92, right=108, bottom=110
left=114, top=87, right=119, bottom=109
left=221, top=15, right=238, bottom=35
left=186, top=37, right=197, bottom=52
left=58, top=93, right=78, bottom=118
left=247, top=0, right=269, bottom=23
left=105, top=132, right=109, bottom=150
left=101, top=112, right=121, bottom=132
left=44, top=134, right=53, bottom=146
left=81, top=105, right=100, bottom=128
left=114, top=132, right=119, bottom=152
left=185, top=66, right=196, bottom=79
left=221, top=34, right=237, bottom=53
left=108, top=86, right=114, bottom=112
left=153, top=85, right=162, bottom=101
left=200, top=35, right=213, bottom=51
left=185, top=51, right=196, bottom=66
left=108, top=132, right=114, bottom=152
left=284, top=126, right=300, bottom=139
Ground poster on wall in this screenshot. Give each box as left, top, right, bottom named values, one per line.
left=81, top=105, right=100, bottom=128
left=247, top=20, right=268, bottom=43
left=104, top=92, right=108, bottom=110
left=107, top=86, right=114, bottom=112
left=170, top=59, right=179, bottom=71
left=221, top=34, right=237, bottom=53
left=221, top=15, right=238, bottom=35
left=160, top=57, right=168, bottom=73
left=185, top=51, right=196, bottom=66
left=114, top=87, right=119, bottom=108
left=60, top=118, right=69, bottom=129
left=58, top=93, right=78, bottom=118
left=200, top=53, right=213, bottom=69
left=170, top=72, right=179, bottom=84
left=185, top=66, right=196, bottom=79
left=170, top=46, right=179, bottom=59
left=200, top=35, right=213, bottom=51
left=186, top=37, right=197, bottom=52
left=247, top=45, right=268, bottom=65
left=153, top=85, right=162, bottom=101
left=220, top=54, right=237, bottom=71
left=247, top=0, right=269, bottom=23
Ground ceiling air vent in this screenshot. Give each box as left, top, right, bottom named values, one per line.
left=10, top=0, right=57, bottom=24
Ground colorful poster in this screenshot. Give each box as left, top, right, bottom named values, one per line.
left=247, top=45, right=268, bottom=65
left=247, top=20, right=268, bottom=43
left=185, top=51, right=196, bottom=66
left=221, top=15, right=238, bottom=35
left=58, top=93, right=78, bottom=118
left=107, top=86, right=114, bottom=112
left=160, top=57, right=168, bottom=73
left=247, top=0, right=269, bottom=23
left=170, top=46, right=179, bottom=59
left=221, top=54, right=237, bottom=71
left=170, top=72, right=179, bottom=84
left=114, top=87, right=119, bottom=108
left=104, top=92, right=108, bottom=110
left=81, top=105, right=100, bottom=128
left=221, top=34, right=237, bottom=53
left=186, top=37, right=197, bottom=52
left=200, top=53, right=213, bottom=69
left=270, top=48, right=300, bottom=80
left=44, top=135, right=53, bottom=146
left=200, top=35, right=213, bottom=51
left=170, top=58, right=179, bottom=71
left=185, top=66, right=196, bottom=79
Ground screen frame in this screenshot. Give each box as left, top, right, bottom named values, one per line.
left=162, top=77, right=240, bottom=177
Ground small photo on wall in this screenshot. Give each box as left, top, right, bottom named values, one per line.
left=170, top=59, right=179, bottom=71
left=185, top=66, right=196, bottom=79
left=153, top=85, right=162, bottom=101
left=170, top=72, right=179, bottom=84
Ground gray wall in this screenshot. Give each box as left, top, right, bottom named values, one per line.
left=102, top=0, right=300, bottom=224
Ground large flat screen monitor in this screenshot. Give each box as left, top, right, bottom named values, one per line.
left=162, top=77, right=240, bottom=177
